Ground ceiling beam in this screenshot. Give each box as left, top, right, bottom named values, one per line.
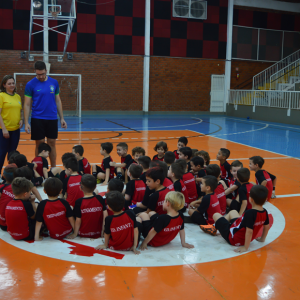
left=234, top=0, right=300, bottom=13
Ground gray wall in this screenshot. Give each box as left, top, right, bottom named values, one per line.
left=226, top=104, right=300, bottom=126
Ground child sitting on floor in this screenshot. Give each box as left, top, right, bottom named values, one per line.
left=168, top=163, right=188, bottom=211
left=5, top=177, right=37, bottom=240
left=35, top=178, right=75, bottom=240
left=132, top=147, right=145, bottom=163
left=190, top=156, right=206, bottom=186
left=153, top=141, right=168, bottom=161
left=62, top=157, right=84, bottom=207
left=32, top=143, right=62, bottom=180
left=67, top=174, right=107, bottom=239
left=201, top=185, right=270, bottom=253
left=59, top=152, right=76, bottom=183
left=225, top=160, right=243, bottom=198
left=173, top=137, right=188, bottom=160
left=227, top=168, right=253, bottom=216
left=188, top=175, right=221, bottom=225
left=249, top=156, right=277, bottom=200
left=216, top=148, right=232, bottom=181
left=72, top=145, right=91, bottom=175
left=0, top=164, right=18, bottom=231
left=110, top=142, right=133, bottom=182
left=124, top=164, right=146, bottom=207
left=95, top=191, right=140, bottom=254
left=92, top=142, right=115, bottom=185
left=138, top=191, right=194, bottom=249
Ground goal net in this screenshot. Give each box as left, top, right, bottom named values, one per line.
left=14, top=73, right=82, bottom=117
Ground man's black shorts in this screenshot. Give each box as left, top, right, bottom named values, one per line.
left=229, top=199, right=241, bottom=212
left=215, top=217, right=238, bottom=245
left=31, top=118, right=58, bottom=140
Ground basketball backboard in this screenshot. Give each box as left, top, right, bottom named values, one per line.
left=32, top=0, right=76, bottom=20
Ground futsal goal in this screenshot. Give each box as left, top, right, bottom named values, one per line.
left=14, top=73, right=82, bottom=117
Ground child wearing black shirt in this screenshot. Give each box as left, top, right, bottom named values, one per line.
left=178, top=147, right=193, bottom=172
left=59, top=152, right=76, bottom=183
left=190, top=156, right=206, bottom=185
left=5, top=178, right=36, bottom=240
left=202, top=185, right=270, bottom=253
left=228, top=168, right=253, bottom=216
left=92, top=142, right=115, bottom=185
left=125, top=164, right=146, bottom=206
left=224, top=160, right=243, bottom=199
left=95, top=191, right=140, bottom=254
left=216, top=148, right=232, bottom=181
left=67, top=175, right=107, bottom=239
left=72, top=145, right=91, bottom=175
left=35, top=178, right=75, bottom=241
left=132, top=147, right=145, bottom=163
left=249, top=156, right=277, bottom=200
left=153, top=141, right=168, bottom=161
left=110, top=142, right=133, bottom=182
left=138, top=191, right=194, bottom=249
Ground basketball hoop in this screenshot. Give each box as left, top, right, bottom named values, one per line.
left=49, top=7, right=61, bottom=19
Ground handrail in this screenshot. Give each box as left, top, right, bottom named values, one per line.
left=232, top=77, right=253, bottom=89
left=269, top=59, right=300, bottom=89
left=252, top=49, right=300, bottom=90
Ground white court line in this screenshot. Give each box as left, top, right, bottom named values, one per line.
left=276, top=194, right=300, bottom=198
left=226, top=117, right=300, bottom=131
left=211, top=124, right=269, bottom=137
left=187, top=129, right=300, bottom=160
left=210, top=157, right=292, bottom=162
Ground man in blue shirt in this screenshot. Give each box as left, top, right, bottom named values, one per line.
left=24, top=61, right=67, bottom=167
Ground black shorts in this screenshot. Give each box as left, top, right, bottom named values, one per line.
left=0, top=225, right=7, bottom=231
left=31, top=118, right=58, bottom=140
left=229, top=199, right=241, bottom=212
left=141, top=213, right=159, bottom=238
left=32, top=177, right=43, bottom=186
left=190, top=211, right=207, bottom=225
left=215, top=217, right=238, bottom=244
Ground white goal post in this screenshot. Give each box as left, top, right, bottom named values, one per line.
left=14, top=73, right=82, bottom=117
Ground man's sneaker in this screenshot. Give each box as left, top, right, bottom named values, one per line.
left=200, top=225, right=217, bottom=236
left=96, top=179, right=102, bottom=184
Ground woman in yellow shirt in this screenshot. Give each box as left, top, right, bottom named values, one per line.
left=0, top=75, right=23, bottom=178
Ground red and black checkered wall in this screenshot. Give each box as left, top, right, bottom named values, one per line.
left=0, top=0, right=229, bottom=59
left=0, top=1, right=299, bottom=59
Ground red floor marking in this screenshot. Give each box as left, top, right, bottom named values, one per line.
left=25, top=240, right=34, bottom=243
left=60, top=240, right=125, bottom=259
left=254, top=214, right=274, bottom=239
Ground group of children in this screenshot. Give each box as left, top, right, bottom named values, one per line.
left=0, top=136, right=276, bottom=254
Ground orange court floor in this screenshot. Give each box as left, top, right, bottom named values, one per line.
left=0, top=129, right=300, bottom=300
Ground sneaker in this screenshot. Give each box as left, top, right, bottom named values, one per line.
left=97, top=179, right=102, bottom=184
left=200, top=225, right=217, bottom=236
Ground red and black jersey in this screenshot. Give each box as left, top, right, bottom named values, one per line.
left=121, top=154, right=133, bottom=170
left=73, top=195, right=106, bottom=238
left=182, top=172, right=198, bottom=203
left=197, top=193, right=221, bottom=224
left=239, top=182, right=254, bottom=210
left=149, top=213, right=184, bottom=247
left=173, top=150, right=179, bottom=160
left=36, top=198, right=74, bottom=239
left=220, top=161, right=232, bottom=180
left=59, top=170, right=68, bottom=183
left=215, top=182, right=227, bottom=216
left=125, top=179, right=146, bottom=205
left=104, top=210, right=137, bottom=250
left=32, top=156, right=48, bottom=177
left=173, top=180, right=189, bottom=207
left=229, top=208, right=269, bottom=246
left=78, top=157, right=91, bottom=175
left=62, top=174, right=84, bottom=207
left=5, top=199, right=35, bottom=240
left=102, top=156, right=115, bottom=180
left=163, top=177, right=175, bottom=191
left=153, top=154, right=164, bottom=161
left=255, top=170, right=275, bottom=200
left=187, top=161, right=192, bottom=172
left=147, top=187, right=169, bottom=215
left=0, top=184, right=14, bottom=226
